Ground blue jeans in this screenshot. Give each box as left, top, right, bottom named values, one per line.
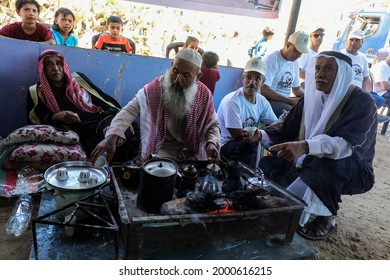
left=382, top=91, right=390, bottom=106
left=371, top=91, right=385, bottom=108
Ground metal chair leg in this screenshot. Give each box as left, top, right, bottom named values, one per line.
left=380, top=105, right=390, bottom=135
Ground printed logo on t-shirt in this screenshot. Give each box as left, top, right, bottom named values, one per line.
left=277, top=71, right=293, bottom=90
left=352, top=64, right=363, bottom=78
left=243, top=117, right=256, bottom=128
left=102, top=42, right=127, bottom=52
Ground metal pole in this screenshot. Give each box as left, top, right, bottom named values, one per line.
left=284, top=0, right=303, bottom=45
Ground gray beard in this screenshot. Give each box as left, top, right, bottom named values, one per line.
left=163, top=70, right=197, bottom=120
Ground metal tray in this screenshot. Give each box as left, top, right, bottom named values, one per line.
left=44, top=161, right=107, bottom=192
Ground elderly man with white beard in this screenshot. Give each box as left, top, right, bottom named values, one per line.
left=257, top=51, right=377, bottom=241
left=91, top=48, right=220, bottom=163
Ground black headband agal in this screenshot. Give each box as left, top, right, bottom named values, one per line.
left=319, top=51, right=352, bottom=67
left=38, top=50, right=61, bottom=61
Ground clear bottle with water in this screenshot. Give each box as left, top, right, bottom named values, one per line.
left=278, top=110, right=289, bottom=123
left=6, top=193, right=33, bottom=237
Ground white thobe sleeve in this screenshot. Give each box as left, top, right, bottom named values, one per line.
left=259, top=131, right=352, bottom=160
left=306, top=135, right=352, bottom=159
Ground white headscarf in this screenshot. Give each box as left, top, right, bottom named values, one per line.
left=303, top=52, right=353, bottom=139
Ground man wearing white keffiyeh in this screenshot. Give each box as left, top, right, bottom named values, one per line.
left=256, top=51, right=377, bottom=240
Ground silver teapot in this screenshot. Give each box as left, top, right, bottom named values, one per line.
left=242, top=168, right=271, bottom=195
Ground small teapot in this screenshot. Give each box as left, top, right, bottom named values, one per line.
left=177, top=164, right=199, bottom=197
left=242, top=168, right=271, bottom=195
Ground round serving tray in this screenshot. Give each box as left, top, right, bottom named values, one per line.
left=44, top=161, right=108, bottom=192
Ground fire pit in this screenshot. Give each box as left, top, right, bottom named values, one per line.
left=111, top=160, right=306, bottom=260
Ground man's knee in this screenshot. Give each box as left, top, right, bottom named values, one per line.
left=268, top=100, right=292, bottom=117
left=371, top=91, right=385, bottom=108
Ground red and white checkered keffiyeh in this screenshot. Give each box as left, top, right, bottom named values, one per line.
left=37, top=49, right=100, bottom=114
left=143, top=75, right=216, bottom=160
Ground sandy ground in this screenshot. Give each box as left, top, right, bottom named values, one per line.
left=0, top=127, right=389, bottom=260
left=309, top=127, right=390, bottom=260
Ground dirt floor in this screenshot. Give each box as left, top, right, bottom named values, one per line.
left=308, top=131, right=390, bottom=260
left=0, top=129, right=389, bottom=260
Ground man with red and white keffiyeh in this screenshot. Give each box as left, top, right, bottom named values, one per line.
left=28, top=49, right=139, bottom=160
left=91, top=48, right=220, bottom=164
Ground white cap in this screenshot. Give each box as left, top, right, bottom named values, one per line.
left=348, top=30, right=364, bottom=40
left=175, top=48, right=202, bottom=68
left=244, top=57, right=267, bottom=76
left=311, top=26, right=325, bottom=34
left=288, top=31, right=310, bottom=53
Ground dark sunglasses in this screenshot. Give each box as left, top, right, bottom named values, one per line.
left=311, top=33, right=325, bottom=38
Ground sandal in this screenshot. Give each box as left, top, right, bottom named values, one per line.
left=297, top=216, right=337, bottom=241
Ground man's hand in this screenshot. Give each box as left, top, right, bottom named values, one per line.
left=268, top=140, right=308, bottom=161
left=242, top=128, right=262, bottom=143
left=52, top=111, right=81, bottom=124
left=90, top=134, right=119, bottom=164
left=206, top=142, right=219, bottom=162
left=288, top=97, right=300, bottom=106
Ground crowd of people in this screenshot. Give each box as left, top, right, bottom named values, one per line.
left=1, top=0, right=389, bottom=242
left=0, top=0, right=134, bottom=52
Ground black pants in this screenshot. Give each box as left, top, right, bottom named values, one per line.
left=72, top=116, right=140, bottom=161
left=96, top=116, right=140, bottom=162
left=221, top=140, right=259, bottom=169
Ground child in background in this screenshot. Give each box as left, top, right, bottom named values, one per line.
left=51, top=8, right=78, bottom=47
left=183, top=36, right=200, bottom=51
left=199, top=51, right=220, bottom=95
left=0, top=0, right=54, bottom=44
left=95, top=15, right=132, bottom=53
left=248, top=27, right=274, bottom=59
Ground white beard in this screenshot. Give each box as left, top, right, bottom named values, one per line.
left=163, top=70, right=197, bottom=120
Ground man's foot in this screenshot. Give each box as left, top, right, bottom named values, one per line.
left=378, top=115, right=390, bottom=123
left=297, top=216, right=337, bottom=241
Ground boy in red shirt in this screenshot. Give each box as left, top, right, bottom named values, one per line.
left=199, top=51, right=220, bottom=95
left=95, top=15, right=132, bottom=53
left=0, top=0, right=54, bottom=44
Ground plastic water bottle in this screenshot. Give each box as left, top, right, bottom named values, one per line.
left=278, top=110, right=289, bottom=123
left=6, top=193, right=33, bottom=237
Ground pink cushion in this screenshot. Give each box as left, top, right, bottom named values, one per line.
left=4, top=125, right=79, bottom=145
left=10, top=143, right=87, bottom=163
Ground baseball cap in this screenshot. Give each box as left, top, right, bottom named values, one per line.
left=175, top=48, right=202, bottom=68
left=348, top=30, right=364, bottom=40
left=244, top=57, right=267, bottom=76
left=311, top=26, right=325, bottom=34
left=288, top=31, right=309, bottom=53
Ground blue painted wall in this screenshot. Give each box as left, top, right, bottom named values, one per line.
left=0, top=36, right=243, bottom=137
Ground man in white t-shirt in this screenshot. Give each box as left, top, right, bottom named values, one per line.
left=341, top=30, right=388, bottom=122
left=262, top=31, right=308, bottom=117
left=341, top=30, right=371, bottom=92
left=373, top=40, right=390, bottom=65
left=372, top=53, right=390, bottom=103
left=298, top=26, right=325, bottom=84
left=217, top=57, right=277, bottom=169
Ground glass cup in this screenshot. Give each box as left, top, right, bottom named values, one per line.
left=78, top=170, right=90, bottom=183
left=244, top=126, right=257, bottom=137
left=95, top=152, right=108, bottom=168
left=56, top=167, right=69, bottom=181
left=86, top=175, right=99, bottom=187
